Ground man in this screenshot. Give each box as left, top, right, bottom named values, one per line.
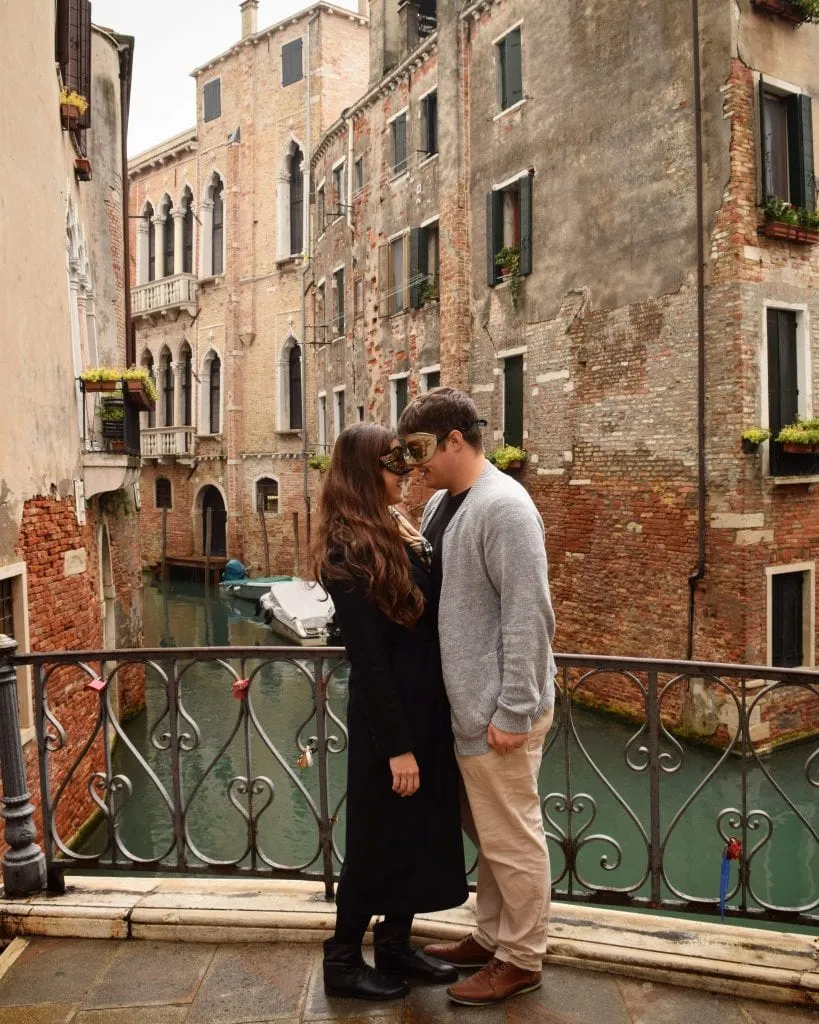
left=398, top=387, right=556, bottom=1007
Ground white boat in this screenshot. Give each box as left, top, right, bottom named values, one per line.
left=219, top=574, right=292, bottom=603
left=257, top=579, right=335, bottom=646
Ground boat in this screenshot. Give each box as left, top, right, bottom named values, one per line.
left=219, top=559, right=292, bottom=602
left=257, top=578, right=335, bottom=646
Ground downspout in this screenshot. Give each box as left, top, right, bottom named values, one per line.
left=687, top=0, right=707, bottom=660
left=118, top=41, right=135, bottom=366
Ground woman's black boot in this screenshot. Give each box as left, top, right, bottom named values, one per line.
left=373, top=921, right=459, bottom=983
left=322, top=939, right=409, bottom=1000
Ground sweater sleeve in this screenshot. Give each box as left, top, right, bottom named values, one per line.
left=481, top=496, right=556, bottom=733
left=325, top=578, right=414, bottom=759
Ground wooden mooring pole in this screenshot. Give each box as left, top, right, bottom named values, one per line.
left=259, top=509, right=271, bottom=576
left=204, top=507, right=213, bottom=587
left=160, top=506, right=168, bottom=583
left=293, top=511, right=300, bottom=576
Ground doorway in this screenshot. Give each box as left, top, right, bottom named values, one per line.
left=201, top=486, right=227, bottom=557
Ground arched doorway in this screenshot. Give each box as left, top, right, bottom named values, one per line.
left=201, top=486, right=227, bottom=557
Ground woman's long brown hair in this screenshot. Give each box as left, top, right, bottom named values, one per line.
left=312, top=422, right=424, bottom=628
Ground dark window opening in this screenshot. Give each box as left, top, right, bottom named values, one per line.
left=181, top=345, right=192, bottom=427
left=143, top=353, right=156, bottom=428
left=155, top=478, right=172, bottom=509
left=497, top=28, right=523, bottom=111
left=336, top=390, right=346, bottom=435
left=182, top=190, right=194, bottom=273
left=203, top=78, right=221, bottom=122
left=425, top=370, right=440, bottom=390
left=392, top=113, right=408, bottom=175
left=56, top=0, right=92, bottom=130
left=772, top=571, right=805, bottom=668
left=357, top=404, right=365, bottom=422
left=354, top=157, right=364, bottom=194
left=289, top=147, right=304, bottom=254
left=282, top=38, right=303, bottom=87
left=163, top=201, right=174, bottom=277
left=146, top=203, right=156, bottom=282
left=486, top=173, right=533, bottom=286
left=421, top=90, right=438, bottom=156
left=410, top=221, right=439, bottom=307
left=288, top=343, right=303, bottom=430
left=212, top=179, right=224, bottom=276
left=394, top=377, right=409, bottom=422
left=333, top=268, right=345, bottom=336
left=209, top=356, right=221, bottom=434
left=503, top=354, right=524, bottom=448
left=161, top=355, right=174, bottom=427
left=0, top=578, right=14, bottom=639
left=257, top=478, right=280, bottom=514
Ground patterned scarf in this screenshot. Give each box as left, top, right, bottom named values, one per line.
left=389, top=506, right=433, bottom=569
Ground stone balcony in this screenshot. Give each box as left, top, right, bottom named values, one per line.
left=131, top=273, right=197, bottom=320
left=141, top=425, right=197, bottom=462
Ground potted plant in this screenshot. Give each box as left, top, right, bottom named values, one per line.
left=762, top=198, right=819, bottom=244
left=752, top=0, right=819, bottom=23
left=98, top=397, right=125, bottom=438
left=80, top=368, right=122, bottom=393
left=418, top=278, right=439, bottom=304
left=74, top=156, right=92, bottom=182
left=494, top=246, right=522, bottom=310
left=122, top=366, right=158, bottom=411
left=59, top=88, right=88, bottom=127
left=308, top=453, right=332, bottom=473
left=741, top=427, right=771, bottom=454
left=488, top=444, right=527, bottom=472
left=776, top=417, right=819, bottom=453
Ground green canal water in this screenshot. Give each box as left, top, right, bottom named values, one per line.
left=83, top=580, right=817, bottom=931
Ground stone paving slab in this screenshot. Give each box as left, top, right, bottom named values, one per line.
left=0, top=938, right=817, bottom=1024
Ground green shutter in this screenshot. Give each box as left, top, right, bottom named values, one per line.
left=504, top=355, right=524, bottom=447
left=759, top=75, right=768, bottom=202
left=409, top=227, right=423, bottom=308
left=519, top=174, right=533, bottom=276
left=788, top=94, right=815, bottom=211
left=506, top=30, right=523, bottom=108
left=486, top=192, right=504, bottom=286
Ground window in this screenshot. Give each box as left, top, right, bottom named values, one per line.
left=0, top=578, right=14, bottom=640
left=316, top=281, right=326, bottom=343
left=288, top=342, right=303, bottom=430
left=487, top=173, right=533, bottom=286
left=209, top=355, right=221, bottom=434
left=391, top=112, right=408, bottom=175
left=146, top=202, right=156, bottom=282
left=421, top=366, right=441, bottom=391
left=160, top=349, right=174, bottom=427
left=410, top=220, right=439, bottom=307
left=332, top=161, right=346, bottom=219
left=282, top=38, right=303, bottom=87
left=181, top=343, right=192, bottom=427
left=354, top=276, right=365, bottom=319
left=390, top=375, right=410, bottom=427
left=333, top=267, right=345, bottom=336
left=318, top=393, right=328, bottom=449
left=760, top=79, right=815, bottom=209
left=357, top=404, right=365, bottom=422
left=0, top=563, right=32, bottom=732
left=503, top=354, right=524, bottom=447
left=766, top=307, right=818, bottom=477
left=211, top=179, right=224, bottom=276
left=162, top=197, right=174, bottom=278
left=354, top=157, right=364, bottom=195
left=316, top=183, right=325, bottom=237
left=256, top=478, right=280, bottom=514
left=334, top=388, right=346, bottom=437
left=56, top=0, right=92, bottom=130
left=421, top=90, right=438, bottom=157
left=772, top=571, right=805, bottom=667
left=203, top=78, right=222, bottom=122
left=289, top=147, right=304, bottom=254
left=181, top=189, right=194, bottom=273
left=155, top=478, right=172, bottom=509
left=379, top=234, right=409, bottom=316
left=497, top=28, right=523, bottom=111
left=143, top=352, right=156, bottom=428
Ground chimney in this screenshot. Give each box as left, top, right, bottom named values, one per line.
left=240, top=0, right=258, bottom=38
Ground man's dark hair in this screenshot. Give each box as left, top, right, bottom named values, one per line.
left=398, top=387, right=484, bottom=451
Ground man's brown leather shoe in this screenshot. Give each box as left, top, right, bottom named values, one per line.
left=422, top=934, right=494, bottom=967
left=446, top=957, right=542, bottom=1005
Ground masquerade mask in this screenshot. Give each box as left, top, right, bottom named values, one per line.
left=379, top=445, right=414, bottom=476
left=401, top=420, right=487, bottom=465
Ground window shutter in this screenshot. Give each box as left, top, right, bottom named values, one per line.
left=503, top=355, right=524, bottom=448
left=519, top=173, right=533, bottom=276
left=409, top=227, right=423, bottom=308
left=486, top=191, right=504, bottom=286
left=506, top=31, right=523, bottom=107
left=378, top=242, right=390, bottom=317
left=759, top=75, right=768, bottom=202
left=772, top=573, right=803, bottom=668
left=203, top=79, right=221, bottom=122
left=282, top=39, right=303, bottom=87
left=788, top=94, right=815, bottom=211
left=394, top=115, right=407, bottom=172
left=768, top=308, right=800, bottom=477
left=77, top=0, right=92, bottom=127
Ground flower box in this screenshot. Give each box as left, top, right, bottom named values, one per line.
left=60, top=103, right=80, bottom=127
left=742, top=438, right=761, bottom=454
left=752, top=0, right=804, bottom=22
left=782, top=441, right=819, bottom=454
left=82, top=379, right=119, bottom=393
left=74, top=157, right=92, bottom=182
left=762, top=220, right=819, bottom=244
left=125, top=377, right=156, bottom=412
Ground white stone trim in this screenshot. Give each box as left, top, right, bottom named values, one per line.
left=492, top=19, right=524, bottom=46
left=0, top=562, right=32, bottom=734
left=495, top=345, right=527, bottom=359
left=253, top=472, right=281, bottom=515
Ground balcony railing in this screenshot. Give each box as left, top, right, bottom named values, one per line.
left=141, top=426, right=197, bottom=459
left=0, top=642, right=816, bottom=924
left=132, top=274, right=198, bottom=316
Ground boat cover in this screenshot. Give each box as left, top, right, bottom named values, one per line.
left=267, top=580, right=334, bottom=630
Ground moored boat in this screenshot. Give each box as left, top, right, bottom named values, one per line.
left=257, top=578, right=335, bottom=646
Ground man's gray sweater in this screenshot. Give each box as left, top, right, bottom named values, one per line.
left=421, top=461, right=556, bottom=756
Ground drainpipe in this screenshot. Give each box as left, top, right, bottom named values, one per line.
left=687, top=0, right=707, bottom=660
left=118, top=41, right=135, bottom=366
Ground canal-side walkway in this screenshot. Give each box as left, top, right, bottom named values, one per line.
left=0, top=878, right=817, bottom=1021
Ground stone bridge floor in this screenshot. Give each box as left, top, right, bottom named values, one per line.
left=0, top=936, right=817, bottom=1024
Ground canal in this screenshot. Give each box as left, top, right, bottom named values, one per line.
left=84, top=579, right=817, bottom=929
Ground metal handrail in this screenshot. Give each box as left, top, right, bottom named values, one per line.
left=0, top=641, right=816, bottom=925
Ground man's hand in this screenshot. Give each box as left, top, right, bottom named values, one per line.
left=389, top=752, right=420, bottom=796
left=487, top=723, right=528, bottom=755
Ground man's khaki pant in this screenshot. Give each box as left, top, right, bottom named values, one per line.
left=456, top=708, right=553, bottom=972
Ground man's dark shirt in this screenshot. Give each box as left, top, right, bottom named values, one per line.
left=423, top=489, right=470, bottom=608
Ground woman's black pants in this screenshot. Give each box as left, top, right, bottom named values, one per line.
left=333, top=907, right=413, bottom=947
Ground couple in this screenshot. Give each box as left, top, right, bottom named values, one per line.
left=314, top=387, right=557, bottom=1007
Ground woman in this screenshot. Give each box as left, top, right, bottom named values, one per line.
left=314, top=423, right=467, bottom=1001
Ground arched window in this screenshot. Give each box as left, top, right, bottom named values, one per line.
left=155, top=478, right=172, bottom=509
left=212, top=180, right=224, bottom=276
left=161, top=195, right=174, bottom=278
left=180, top=342, right=192, bottom=426
left=159, top=348, right=174, bottom=426
left=277, top=140, right=305, bottom=259
left=289, top=147, right=304, bottom=255
left=288, top=343, right=303, bottom=429
left=256, top=477, right=279, bottom=514
left=142, top=350, right=156, bottom=428
left=209, top=355, right=221, bottom=433
left=181, top=187, right=194, bottom=274
left=146, top=202, right=156, bottom=282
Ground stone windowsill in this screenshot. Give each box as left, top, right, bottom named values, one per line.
left=197, top=274, right=225, bottom=287
left=418, top=153, right=439, bottom=170
left=494, top=98, right=528, bottom=122
left=771, top=473, right=819, bottom=486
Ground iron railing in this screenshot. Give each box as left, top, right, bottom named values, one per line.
left=0, top=643, right=816, bottom=927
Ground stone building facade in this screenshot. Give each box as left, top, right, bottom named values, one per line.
left=128, top=1, right=369, bottom=578
left=310, top=0, right=819, bottom=748
left=0, top=4, right=144, bottom=846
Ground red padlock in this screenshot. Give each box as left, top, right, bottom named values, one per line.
left=232, top=678, right=250, bottom=700
left=725, top=837, right=742, bottom=860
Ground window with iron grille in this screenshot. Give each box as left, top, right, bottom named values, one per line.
left=497, top=28, right=523, bottom=112
left=256, top=478, right=280, bottom=514
left=203, top=78, right=221, bottom=122
left=282, top=38, right=303, bottom=87
left=155, top=478, right=172, bottom=509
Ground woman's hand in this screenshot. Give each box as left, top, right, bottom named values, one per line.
left=389, top=752, right=420, bottom=796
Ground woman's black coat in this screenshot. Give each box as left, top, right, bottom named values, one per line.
left=326, top=548, right=467, bottom=916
